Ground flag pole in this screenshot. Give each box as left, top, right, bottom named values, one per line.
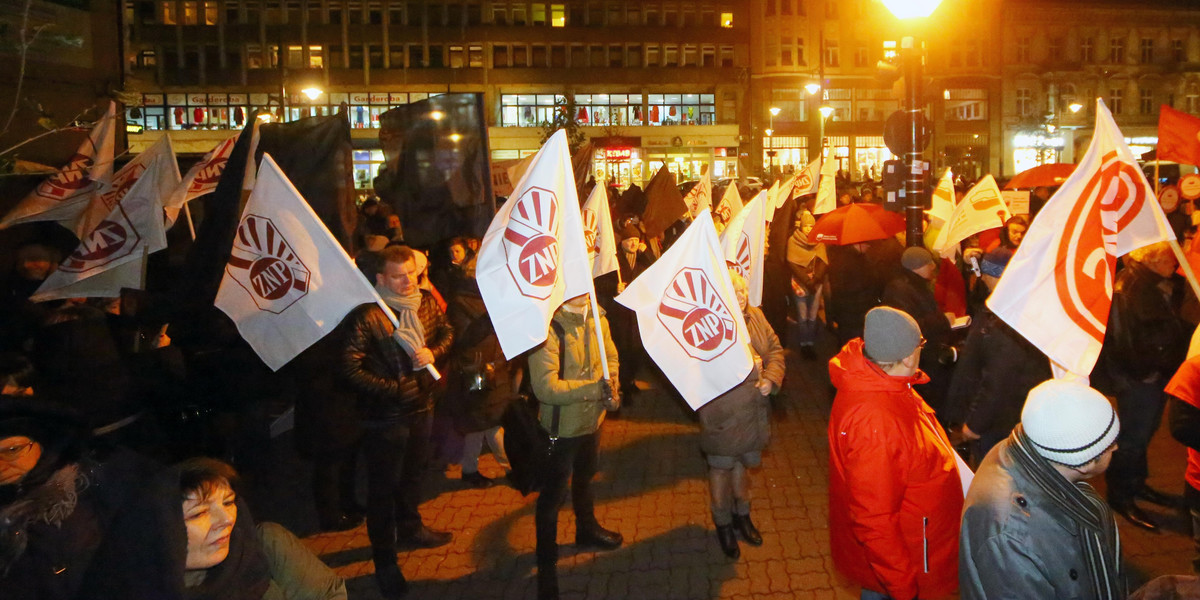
left=586, top=285, right=612, bottom=381
left=183, top=203, right=197, bottom=240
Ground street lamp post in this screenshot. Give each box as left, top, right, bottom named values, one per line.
left=881, top=0, right=942, bottom=247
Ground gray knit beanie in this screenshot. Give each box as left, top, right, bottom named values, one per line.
left=1021, top=380, right=1120, bottom=467
left=901, top=246, right=936, bottom=271
left=863, top=307, right=922, bottom=363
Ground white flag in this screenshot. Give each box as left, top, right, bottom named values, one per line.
left=582, top=182, right=618, bottom=278
left=1, top=101, right=117, bottom=231
left=812, top=148, right=839, bottom=215
left=616, top=210, right=753, bottom=410
left=214, top=154, right=382, bottom=371
left=988, top=99, right=1175, bottom=377
left=931, top=175, right=1011, bottom=258
left=713, top=179, right=744, bottom=225
left=75, top=134, right=178, bottom=238
left=719, top=190, right=768, bottom=307
left=165, top=134, right=237, bottom=225
left=764, top=180, right=781, bottom=224
left=477, top=130, right=593, bottom=359
left=683, top=170, right=713, bottom=217
left=775, top=174, right=797, bottom=211
left=31, top=135, right=178, bottom=302
left=792, top=157, right=821, bottom=198
left=927, top=168, right=955, bottom=228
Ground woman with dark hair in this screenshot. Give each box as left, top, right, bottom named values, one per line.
left=0, top=397, right=152, bottom=600
left=86, top=457, right=346, bottom=600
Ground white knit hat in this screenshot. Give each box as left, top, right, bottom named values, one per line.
left=1021, top=380, right=1120, bottom=467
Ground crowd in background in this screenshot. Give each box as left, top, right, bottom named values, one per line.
left=6, top=168, right=1200, bottom=600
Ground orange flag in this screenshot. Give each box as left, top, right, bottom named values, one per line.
left=1157, top=104, right=1200, bottom=165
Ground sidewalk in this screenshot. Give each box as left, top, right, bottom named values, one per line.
left=277, top=332, right=1194, bottom=599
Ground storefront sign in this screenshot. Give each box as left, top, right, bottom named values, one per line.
left=369, top=92, right=389, bottom=104
left=228, top=94, right=247, bottom=104
left=604, top=148, right=632, bottom=160
left=207, top=94, right=228, bottom=104
left=189, top=93, right=208, bottom=104
left=350, top=93, right=370, bottom=104
left=167, top=94, right=187, bottom=105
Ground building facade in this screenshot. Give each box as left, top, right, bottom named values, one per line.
left=122, top=0, right=752, bottom=190
left=1000, top=0, right=1200, bottom=175
left=747, top=0, right=1003, bottom=183
left=119, top=0, right=1200, bottom=191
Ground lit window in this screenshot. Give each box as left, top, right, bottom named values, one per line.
left=720, top=12, right=733, bottom=27
left=309, top=45, right=323, bottom=68
left=551, top=4, right=565, bottom=27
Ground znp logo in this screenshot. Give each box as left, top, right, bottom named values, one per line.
left=225, top=215, right=311, bottom=314
left=657, top=267, right=738, bottom=361
left=502, top=186, right=561, bottom=300
left=60, top=205, right=141, bottom=274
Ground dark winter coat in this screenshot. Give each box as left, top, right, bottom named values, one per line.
left=826, top=245, right=882, bottom=342
left=338, top=291, right=454, bottom=423
left=883, top=269, right=953, bottom=354
left=1096, top=260, right=1187, bottom=388
left=945, top=308, right=1050, bottom=445
left=284, top=330, right=362, bottom=457
left=697, top=307, right=785, bottom=457
left=1, top=446, right=154, bottom=600
left=444, top=284, right=518, bottom=434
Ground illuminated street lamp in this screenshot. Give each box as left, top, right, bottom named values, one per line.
left=301, top=87, right=323, bottom=101
left=805, top=83, right=821, bottom=96
left=1069, top=102, right=1083, bottom=113
left=879, top=0, right=942, bottom=19
left=882, top=0, right=943, bottom=247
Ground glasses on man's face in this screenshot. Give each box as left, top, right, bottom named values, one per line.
left=0, top=440, right=34, bottom=463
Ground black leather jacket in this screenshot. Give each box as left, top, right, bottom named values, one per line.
left=338, top=291, right=454, bottom=422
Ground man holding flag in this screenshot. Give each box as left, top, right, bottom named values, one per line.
left=338, top=245, right=455, bottom=598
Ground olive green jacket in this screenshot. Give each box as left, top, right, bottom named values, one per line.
left=529, top=305, right=620, bottom=439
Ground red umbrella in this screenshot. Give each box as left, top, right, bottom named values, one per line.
left=810, top=203, right=906, bottom=245
left=1003, top=163, right=1076, bottom=190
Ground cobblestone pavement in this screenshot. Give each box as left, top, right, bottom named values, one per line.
left=249, top=328, right=1196, bottom=600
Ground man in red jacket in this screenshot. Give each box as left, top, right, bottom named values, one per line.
left=828, top=307, right=965, bottom=600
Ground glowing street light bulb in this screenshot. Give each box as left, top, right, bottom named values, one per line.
left=764, top=128, right=774, bottom=137
left=1068, top=102, right=1083, bottom=114
left=429, top=110, right=446, bottom=120
left=449, top=133, right=463, bottom=142
left=805, top=83, right=821, bottom=96
left=301, top=87, right=323, bottom=100
left=819, top=105, right=834, bottom=119
left=880, top=0, right=943, bottom=19
left=769, top=106, right=781, bottom=117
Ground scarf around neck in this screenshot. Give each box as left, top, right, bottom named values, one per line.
left=376, top=282, right=425, bottom=352
left=787, top=225, right=827, bottom=268
left=1007, top=425, right=1124, bottom=600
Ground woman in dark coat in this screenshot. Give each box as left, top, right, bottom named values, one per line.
left=0, top=397, right=153, bottom=600
left=444, top=258, right=518, bottom=488
left=786, top=210, right=828, bottom=358
left=697, top=271, right=786, bottom=560
left=85, top=457, right=346, bottom=600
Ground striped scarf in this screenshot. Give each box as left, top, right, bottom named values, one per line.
left=1008, top=425, right=1125, bottom=600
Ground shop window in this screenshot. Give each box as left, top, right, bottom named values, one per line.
left=499, top=94, right=567, bottom=127
left=644, top=93, right=717, bottom=126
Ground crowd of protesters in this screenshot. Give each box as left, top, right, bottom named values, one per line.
left=5, top=171, right=1200, bottom=600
